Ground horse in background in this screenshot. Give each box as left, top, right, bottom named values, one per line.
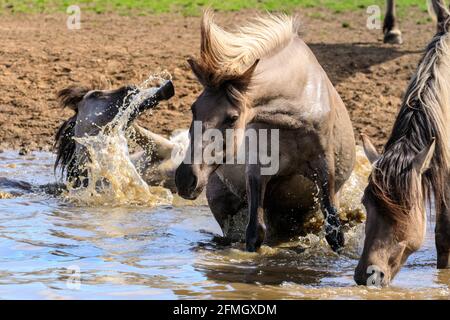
left=355, top=6, right=450, bottom=286
left=383, top=0, right=449, bottom=44
left=175, top=11, right=356, bottom=252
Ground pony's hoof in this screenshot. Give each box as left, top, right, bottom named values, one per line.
left=245, top=235, right=263, bottom=252
left=245, top=223, right=266, bottom=252
left=245, top=241, right=260, bottom=252
left=325, top=229, right=345, bottom=253
left=383, top=29, right=403, bottom=45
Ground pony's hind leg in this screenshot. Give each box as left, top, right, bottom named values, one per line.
left=383, top=0, right=403, bottom=44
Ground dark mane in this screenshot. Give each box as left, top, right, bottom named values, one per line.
left=54, top=86, right=90, bottom=181
left=367, top=31, right=450, bottom=223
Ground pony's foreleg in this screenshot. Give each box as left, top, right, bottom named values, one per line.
left=245, top=164, right=269, bottom=252
left=206, top=172, right=246, bottom=242
left=129, top=124, right=175, bottom=160
left=312, top=155, right=345, bottom=253
left=436, top=196, right=450, bottom=268
left=383, top=0, right=403, bottom=44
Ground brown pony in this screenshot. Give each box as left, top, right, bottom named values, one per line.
left=355, top=6, right=450, bottom=286
left=175, top=11, right=356, bottom=252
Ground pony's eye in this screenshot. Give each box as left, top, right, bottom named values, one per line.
left=88, top=91, right=102, bottom=99
left=224, top=115, right=239, bottom=126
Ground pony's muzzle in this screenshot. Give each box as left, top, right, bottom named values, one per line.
left=155, top=80, right=175, bottom=101
left=175, top=163, right=201, bottom=200
left=138, top=80, right=175, bottom=112
left=125, top=81, right=175, bottom=127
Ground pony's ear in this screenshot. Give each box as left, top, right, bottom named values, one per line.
left=187, top=58, right=207, bottom=87
left=228, top=59, right=259, bottom=93
left=361, top=134, right=380, bottom=164
left=57, top=86, right=89, bottom=110
left=412, top=139, right=436, bottom=175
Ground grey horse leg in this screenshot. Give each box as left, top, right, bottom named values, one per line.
left=245, top=164, right=270, bottom=252
left=129, top=124, right=175, bottom=160
left=436, top=188, right=450, bottom=268
left=383, top=0, right=403, bottom=44
left=206, top=172, right=246, bottom=242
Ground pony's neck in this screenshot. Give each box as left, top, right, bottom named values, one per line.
left=250, top=38, right=312, bottom=98
left=247, top=38, right=333, bottom=122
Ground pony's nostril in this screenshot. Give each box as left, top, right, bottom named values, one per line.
left=175, top=164, right=199, bottom=199
left=379, top=271, right=385, bottom=279
left=188, top=175, right=198, bottom=192
left=354, top=274, right=366, bottom=286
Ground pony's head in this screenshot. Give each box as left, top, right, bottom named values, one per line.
left=54, top=82, right=174, bottom=187
left=175, top=10, right=299, bottom=199
left=175, top=59, right=258, bottom=199
left=354, top=135, right=436, bottom=287
left=355, top=26, right=450, bottom=286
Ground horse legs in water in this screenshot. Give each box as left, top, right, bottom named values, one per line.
left=244, top=155, right=344, bottom=252
left=384, top=0, right=449, bottom=44
left=436, top=186, right=450, bottom=268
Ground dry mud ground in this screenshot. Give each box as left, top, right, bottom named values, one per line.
left=0, top=8, right=437, bottom=151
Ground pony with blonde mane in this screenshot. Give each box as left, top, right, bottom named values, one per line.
left=175, top=11, right=356, bottom=252
left=355, top=4, right=450, bottom=286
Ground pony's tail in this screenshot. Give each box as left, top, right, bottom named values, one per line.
left=427, top=0, right=450, bottom=33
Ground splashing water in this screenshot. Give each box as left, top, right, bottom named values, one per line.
left=70, top=128, right=172, bottom=206
left=66, top=73, right=174, bottom=206
left=2, top=147, right=449, bottom=299
left=339, top=148, right=372, bottom=223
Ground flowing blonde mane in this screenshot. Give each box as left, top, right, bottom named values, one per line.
left=191, top=10, right=301, bottom=87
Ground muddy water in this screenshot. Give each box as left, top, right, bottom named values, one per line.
left=0, top=149, right=449, bottom=300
